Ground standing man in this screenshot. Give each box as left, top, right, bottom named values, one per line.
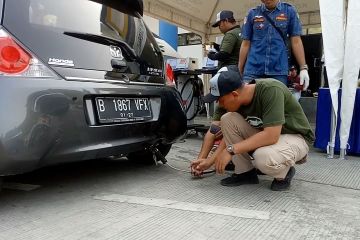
left=208, top=10, right=242, bottom=68
left=191, top=68, right=314, bottom=191
left=195, top=11, right=242, bottom=167
left=238, top=0, right=309, bottom=89
left=287, top=65, right=303, bottom=101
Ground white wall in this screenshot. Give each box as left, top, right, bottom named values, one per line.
left=178, top=27, right=204, bottom=68
left=143, top=15, right=159, bottom=35
left=178, top=45, right=204, bottom=69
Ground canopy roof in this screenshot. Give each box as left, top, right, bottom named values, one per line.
left=143, top=0, right=320, bottom=42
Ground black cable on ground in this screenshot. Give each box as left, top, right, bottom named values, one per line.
left=164, top=161, right=216, bottom=175
left=151, top=144, right=215, bottom=175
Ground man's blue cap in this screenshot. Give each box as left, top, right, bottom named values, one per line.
left=212, top=10, right=234, bottom=27
left=202, top=65, right=244, bottom=103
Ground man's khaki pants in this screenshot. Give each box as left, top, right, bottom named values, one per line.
left=221, top=112, right=309, bottom=179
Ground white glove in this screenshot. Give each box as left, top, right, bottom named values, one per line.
left=300, top=69, right=310, bottom=90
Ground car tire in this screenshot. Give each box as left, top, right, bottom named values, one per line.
left=127, top=143, right=172, bottom=164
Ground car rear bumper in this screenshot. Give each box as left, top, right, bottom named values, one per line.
left=0, top=78, right=186, bottom=175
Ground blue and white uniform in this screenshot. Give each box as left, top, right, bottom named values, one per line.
left=241, top=1, right=302, bottom=84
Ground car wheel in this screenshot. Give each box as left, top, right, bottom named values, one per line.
left=127, top=143, right=172, bottom=164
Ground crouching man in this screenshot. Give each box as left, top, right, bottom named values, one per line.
left=191, top=67, right=314, bottom=191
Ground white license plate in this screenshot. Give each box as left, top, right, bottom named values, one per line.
left=95, top=97, right=152, bottom=123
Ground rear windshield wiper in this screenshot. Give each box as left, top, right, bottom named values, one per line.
left=64, top=31, right=139, bottom=62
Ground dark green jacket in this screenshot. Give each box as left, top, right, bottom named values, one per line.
left=219, top=25, right=242, bottom=68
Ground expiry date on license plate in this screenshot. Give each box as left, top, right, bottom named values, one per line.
left=95, top=97, right=152, bottom=123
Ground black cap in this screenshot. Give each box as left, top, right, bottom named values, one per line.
left=202, top=65, right=244, bottom=103
left=212, top=10, right=234, bottom=27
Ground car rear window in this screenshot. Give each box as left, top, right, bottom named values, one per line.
left=3, top=0, right=163, bottom=77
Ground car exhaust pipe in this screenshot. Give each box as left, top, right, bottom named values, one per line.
left=148, top=144, right=167, bottom=165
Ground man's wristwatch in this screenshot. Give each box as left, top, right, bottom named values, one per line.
left=226, top=144, right=235, bottom=155
left=300, top=64, right=308, bottom=70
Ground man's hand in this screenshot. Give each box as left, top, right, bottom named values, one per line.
left=300, top=69, right=310, bottom=90
left=214, top=149, right=232, bottom=175
left=207, top=51, right=216, bottom=60
left=292, top=83, right=302, bottom=91
left=190, top=158, right=213, bottom=176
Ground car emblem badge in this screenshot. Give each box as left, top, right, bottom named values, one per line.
left=110, top=45, right=124, bottom=59
left=48, top=58, right=74, bottom=67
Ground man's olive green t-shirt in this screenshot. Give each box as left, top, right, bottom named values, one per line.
left=219, top=26, right=242, bottom=68
left=237, top=79, right=314, bottom=143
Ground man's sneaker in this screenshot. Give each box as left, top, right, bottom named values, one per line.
left=271, top=167, right=296, bottom=191
left=225, top=161, right=235, bottom=171
left=296, top=155, right=307, bottom=165
left=220, top=168, right=259, bottom=187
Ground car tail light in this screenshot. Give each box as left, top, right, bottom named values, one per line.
left=0, top=29, right=58, bottom=78
left=0, top=36, right=30, bottom=74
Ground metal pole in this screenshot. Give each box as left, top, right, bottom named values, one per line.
left=327, top=105, right=336, bottom=159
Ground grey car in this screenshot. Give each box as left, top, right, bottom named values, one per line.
left=0, top=0, right=187, bottom=177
